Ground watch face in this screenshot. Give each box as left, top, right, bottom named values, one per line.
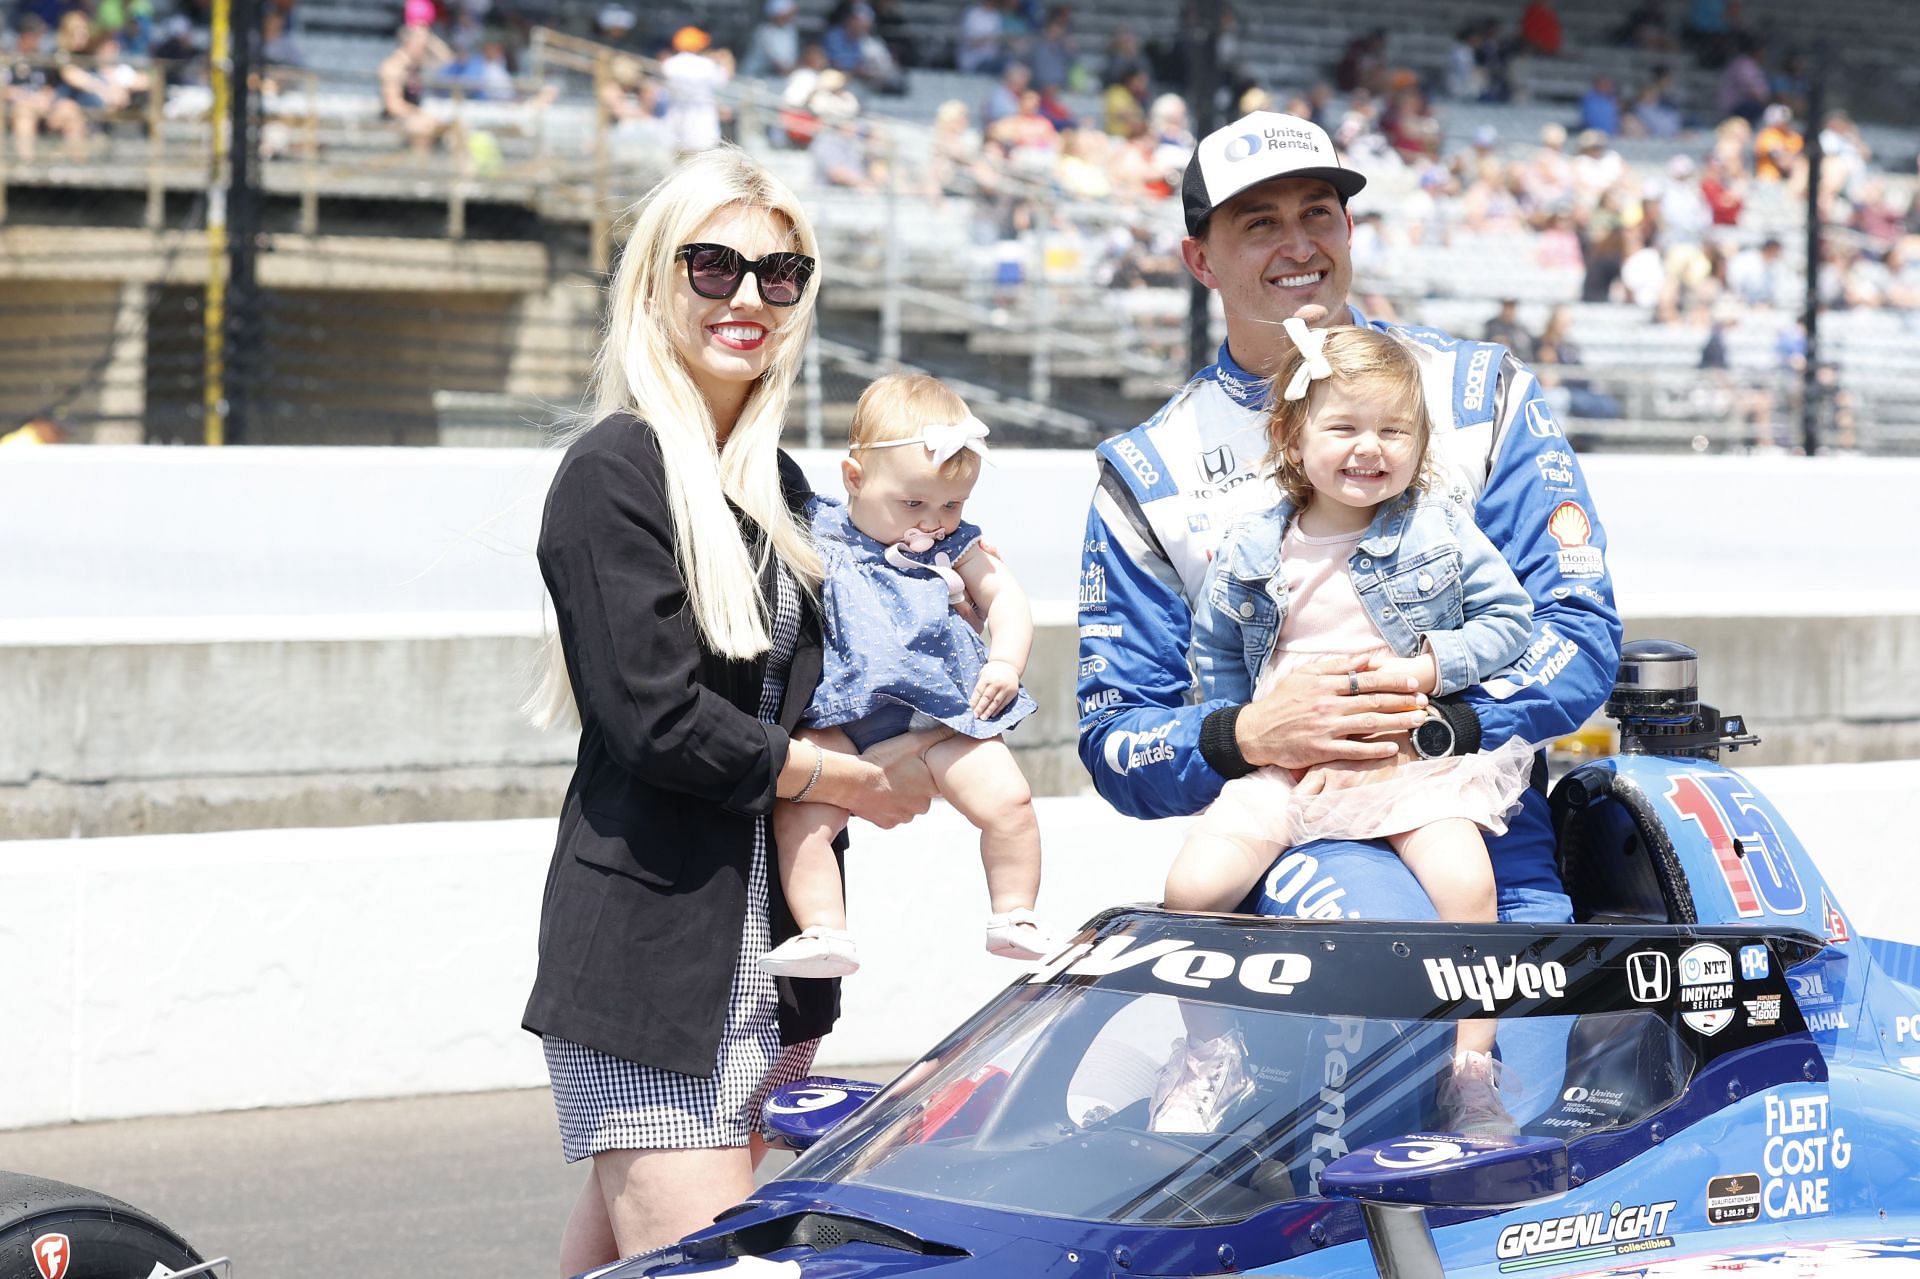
left=1414, top=716, right=1453, bottom=759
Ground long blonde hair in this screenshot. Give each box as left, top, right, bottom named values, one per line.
left=526, top=148, right=824, bottom=731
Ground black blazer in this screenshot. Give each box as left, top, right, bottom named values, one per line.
left=521, top=413, right=838, bottom=1076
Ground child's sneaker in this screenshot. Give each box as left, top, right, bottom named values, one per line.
left=1440, top=1049, right=1520, bottom=1138
left=1149, top=1028, right=1253, bottom=1134
left=984, top=908, right=1057, bottom=960
left=760, top=926, right=861, bottom=978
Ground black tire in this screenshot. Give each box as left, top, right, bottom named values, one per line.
left=0, top=1171, right=204, bottom=1279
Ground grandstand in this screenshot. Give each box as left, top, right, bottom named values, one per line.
left=1, top=0, right=1916, bottom=450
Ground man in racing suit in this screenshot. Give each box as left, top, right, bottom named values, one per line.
left=1078, top=111, right=1622, bottom=924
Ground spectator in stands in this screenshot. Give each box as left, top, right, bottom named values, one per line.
left=808, top=77, right=885, bottom=189
left=1577, top=75, right=1621, bottom=137
left=1753, top=103, right=1800, bottom=183
left=1518, top=0, right=1562, bottom=57
left=1580, top=184, right=1631, bottom=302
left=1768, top=48, right=1811, bottom=118
left=1613, top=0, right=1676, bottom=51
left=1533, top=305, right=1622, bottom=419
left=6, top=16, right=83, bottom=161
left=824, top=4, right=903, bottom=95
left=1682, top=0, right=1738, bottom=67
left=1728, top=236, right=1789, bottom=308
left=1521, top=122, right=1575, bottom=219
left=1700, top=152, right=1746, bottom=225
left=1881, top=235, right=1920, bottom=310
left=0, top=414, right=65, bottom=447
left=956, top=0, right=1011, bottom=75
left=1381, top=84, right=1438, bottom=163
left=988, top=87, right=1059, bottom=174
left=1146, top=91, right=1193, bottom=185
left=1033, top=79, right=1076, bottom=131
left=593, top=5, right=639, bottom=51
left=379, top=21, right=454, bottom=155
left=1056, top=125, right=1112, bottom=199
left=661, top=26, right=733, bottom=154
left=1659, top=155, right=1712, bottom=246
left=1624, top=67, right=1682, bottom=139
left=1334, top=27, right=1386, bottom=95
left=1101, top=62, right=1148, bottom=137
left=929, top=98, right=992, bottom=199
left=260, top=8, right=304, bottom=69
left=741, top=0, right=800, bottom=81
left=869, top=0, right=920, bottom=72
left=1715, top=37, right=1769, bottom=125
left=1445, top=20, right=1488, bottom=102
left=602, top=55, right=668, bottom=152
left=1482, top=298, right=1533, bottom=360
left=1569, top=129, right=1623, bottom=211
left=1026, top=5, right=1074, bottom=92
left=980, top=60, right=1028, bottom=129
left=1100, top=25, right=1142, bottom=89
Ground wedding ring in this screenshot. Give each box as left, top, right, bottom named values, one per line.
left=1347, top=672, right=1361, bottom=696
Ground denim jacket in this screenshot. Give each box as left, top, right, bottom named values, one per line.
left=1191, top=490, right=1534, bottom=704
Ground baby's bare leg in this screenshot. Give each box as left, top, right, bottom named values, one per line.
left=1392, top=819, right=1499, bottom=1059
left=923, top=734, right=1038, bottom=913
left=772, top=727, right=857, bottom=930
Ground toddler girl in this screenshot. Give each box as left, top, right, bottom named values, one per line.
left=1161, top=321, right=1536, bottom=1136
left=760, top=373, right=1052, bottom=978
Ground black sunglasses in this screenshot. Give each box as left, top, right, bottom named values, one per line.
left=674, top=243, right=816, bottom=307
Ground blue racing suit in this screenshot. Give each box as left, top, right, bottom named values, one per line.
left=1076, top=312, right=1622, bottom=922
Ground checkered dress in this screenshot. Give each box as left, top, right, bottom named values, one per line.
left=544, top=566, right=819, bottom=1158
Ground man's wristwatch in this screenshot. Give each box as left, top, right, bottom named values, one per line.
left=1411, top=700, right=1482, bottom=760
left=1411, top=712, right=1456, bottom=760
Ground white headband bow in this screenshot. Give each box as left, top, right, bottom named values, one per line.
left=861, top=416, right=991, bottom=466
left=1281, top=317, right=1333, bottom=402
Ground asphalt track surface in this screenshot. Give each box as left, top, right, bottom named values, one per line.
left=0, top=1074, right=895, bottom=1279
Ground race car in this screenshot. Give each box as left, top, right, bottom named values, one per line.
left=587, top=640, right=1920, bottom=1278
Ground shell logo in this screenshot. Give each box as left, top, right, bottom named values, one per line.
left=1547, top=501, right=1591, bottom=549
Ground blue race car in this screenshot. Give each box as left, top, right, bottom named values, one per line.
left=587, top=641, right=1920, bottom=1279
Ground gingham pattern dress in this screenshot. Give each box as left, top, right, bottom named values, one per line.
left=544, top=566, right=820, bottom=1159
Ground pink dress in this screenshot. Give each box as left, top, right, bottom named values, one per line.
left=1197, top=524, right=1535, bottom=852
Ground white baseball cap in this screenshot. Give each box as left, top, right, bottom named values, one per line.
left=1182, top=111, right=1366, bottom=235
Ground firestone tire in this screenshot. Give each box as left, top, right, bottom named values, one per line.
left=0, top=1171, right=204, bottom=1279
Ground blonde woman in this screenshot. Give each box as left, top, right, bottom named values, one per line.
left=521, top=148, right=942, bottom=1272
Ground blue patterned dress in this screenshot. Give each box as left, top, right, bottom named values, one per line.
left=805, top=496, right=1037, bottom=749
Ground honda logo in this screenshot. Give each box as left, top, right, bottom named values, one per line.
left=1627, top=950, right=1672, bottom=1004
left=1198, top=444, right=1235, bottom=485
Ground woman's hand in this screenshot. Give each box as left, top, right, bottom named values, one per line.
left=971, top=659, right=1020, bottom=718
left=850, top=727, right=951, bottom=827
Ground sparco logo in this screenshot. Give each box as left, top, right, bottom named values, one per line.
left=1198, top=444, right=1235, bottom=485
left=1103, top=721, right=1176, bottom=774
left=1461, top=346, right=1494, bottom=412
left=1424, top=955, right=1568, bottom=1011
left=1114, top=438, right=1161, bottom=487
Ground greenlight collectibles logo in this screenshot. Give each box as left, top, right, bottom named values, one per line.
left=1495, top=1199, right=1676, bottom=1272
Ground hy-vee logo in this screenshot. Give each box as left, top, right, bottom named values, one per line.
left=1425, top=956, right=1568, bottom=1012
left=1028, top=934, right=1312, bottom=996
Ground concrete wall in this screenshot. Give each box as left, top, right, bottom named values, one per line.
left=5, top=762, right=1918, bottom=1132
left=4, top=449, right=1917, bottom=835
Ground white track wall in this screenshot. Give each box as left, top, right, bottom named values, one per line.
left=5, top=765, right=1919, bottom=1131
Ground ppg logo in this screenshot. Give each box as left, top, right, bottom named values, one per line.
left=1627, top=950, right=1672, bottom=1004
left=1224, top=133, right=1263, bottom=161
left=1740, top=945, right=1770, bottom=980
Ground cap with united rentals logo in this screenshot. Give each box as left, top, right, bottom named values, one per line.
left=1181, top=111, right=1368, bottom=236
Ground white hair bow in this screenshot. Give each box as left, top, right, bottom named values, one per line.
left=862, top=415, right=991, bottom=466
left=1281, top=317, right=1333, bottom=402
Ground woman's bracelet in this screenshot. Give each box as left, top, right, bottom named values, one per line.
left=792, top=740, right=825, bottom=802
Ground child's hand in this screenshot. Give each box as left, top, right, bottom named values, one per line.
left=971, top=658, right=1020, bottom=718
left=1365, top=651, right=1438, bottom=695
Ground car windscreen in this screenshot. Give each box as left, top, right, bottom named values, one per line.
left=782, top=915, right=1820, bottom=1227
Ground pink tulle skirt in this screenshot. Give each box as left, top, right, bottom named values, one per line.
left=1198, top=735, right=1538, bottom=850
